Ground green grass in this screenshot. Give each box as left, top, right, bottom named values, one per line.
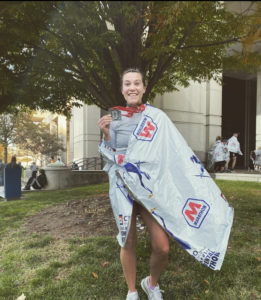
left=0, top=181, right=260, bottom=300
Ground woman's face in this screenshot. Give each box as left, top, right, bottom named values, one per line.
left=121, top=72, right=146, bottom=107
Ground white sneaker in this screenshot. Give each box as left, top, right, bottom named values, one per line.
left=141, top=276, right=164, bottom=300
left=126, top=291, right=140, bottom=300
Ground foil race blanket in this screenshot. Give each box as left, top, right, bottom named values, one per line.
left=99, top=104, right=234, bottom=270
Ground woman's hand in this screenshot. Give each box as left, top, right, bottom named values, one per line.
left=98, top=114, right=112, bottom=141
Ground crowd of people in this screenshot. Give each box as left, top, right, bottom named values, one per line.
left=207, top=132, right=261, bottom=173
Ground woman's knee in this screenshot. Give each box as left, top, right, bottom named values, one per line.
left=152, top=241, right=169, bottom=257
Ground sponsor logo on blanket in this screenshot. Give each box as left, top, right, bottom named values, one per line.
left=119, top=214, right=130, bottom=244
left=182, top=198, right=210, bottom=228
left=119, top=214, right=130, bottom=225
left=193, top=249, right=220, bottom=270
left=133, top=115, right=158, bottom=141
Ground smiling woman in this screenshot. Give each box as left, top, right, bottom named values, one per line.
left=121, top=68, right=146, bottom=108
left=98, top=68, right=169, bottom=300
left=97, top=68, right=234, bottom=300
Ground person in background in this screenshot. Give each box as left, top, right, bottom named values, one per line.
left=32, top=169, right=47, bottom=190
left=23, top=162, right=38, bottom=190
left=225, top=132, right=243, bottom=172
left=253, top=149, right=261, bottom=171
left=6, top=156, right=20, bottom=169
left=71, top=161, right=79, bottom=170
left=213, top=138, right=228, bottom=173
left=23, top=169, right=47, bottom=190
left=30, top=162, right=38, bottom=179
left=207, top=136, right=221, bottom=171
left=249, top=150, right=255, bottom=172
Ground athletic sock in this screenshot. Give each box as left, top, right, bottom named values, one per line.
left=128, top=290, right=138, bottom=295
left=148, top=277, right=156, bottom=290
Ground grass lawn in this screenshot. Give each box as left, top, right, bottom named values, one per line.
left=0, top=180, right=260, bottom=300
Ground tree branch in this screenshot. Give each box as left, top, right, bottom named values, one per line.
left=145, top=21, right=198, bottom=99
left=180, top=37, right=240, bottom=49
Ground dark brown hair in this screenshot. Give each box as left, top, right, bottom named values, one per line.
left=120, top=68, right=146, bottom=89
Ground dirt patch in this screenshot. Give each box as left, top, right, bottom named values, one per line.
left=24, top=194, right=119, bottom=239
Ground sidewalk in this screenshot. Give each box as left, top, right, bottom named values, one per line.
left=0, top=186, right=4, bottom=198
left=210, top=170, right=261, bottom=183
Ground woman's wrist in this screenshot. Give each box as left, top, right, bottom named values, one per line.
left=103, top=133, right=110, bottom=141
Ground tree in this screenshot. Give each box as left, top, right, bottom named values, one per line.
left=15, top=113, right=65, bottom=166
left=0, top=114, right=17, bottom=163
left=0, top=111, right=65, bottom=165
left=1, top=1, right=261, bottom=115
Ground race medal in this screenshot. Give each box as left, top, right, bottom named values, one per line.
left=109, top=109, right=122, bottom=121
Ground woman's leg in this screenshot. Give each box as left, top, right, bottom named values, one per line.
left=120, top=202, right=138, bottom=292
left=138, top=204, right=169, bottom=287
left=231, top=156, right=237, bottom=169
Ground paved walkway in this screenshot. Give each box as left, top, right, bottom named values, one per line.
left=210, top=171, right=261, bottom=183
left=0, top=186, right=4, bottom=198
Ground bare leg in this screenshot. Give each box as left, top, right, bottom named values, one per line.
left=231, top=157, right=237, bottom=169
left=225, top=158, right=230, bottom=170
left=139, top=205, right=169, bottom=287
left=120, top=203, right=137, bottom=292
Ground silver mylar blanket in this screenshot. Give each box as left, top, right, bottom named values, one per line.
left=99, top=104, right=234, bottom=270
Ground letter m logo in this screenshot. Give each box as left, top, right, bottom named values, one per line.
left=185, top=202, right=201, bottom=222
left=182, top=198, right=210, bottom=229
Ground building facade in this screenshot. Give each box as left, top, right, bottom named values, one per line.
left=67, top=71, right=260, bottom=169
left=68, top=78, right=222, bottom=165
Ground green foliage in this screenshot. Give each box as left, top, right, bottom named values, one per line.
left=0, top=110, right=65, bottom=163
left=15, top=112, right=65, bottom=160
left=0, top=114, right=18, bottom=163
left=1, top=2, right=261, bottom=114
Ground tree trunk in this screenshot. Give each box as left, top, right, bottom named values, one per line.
left=4, top=146, right=8, bottom=164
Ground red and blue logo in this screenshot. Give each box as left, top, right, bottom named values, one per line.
left=119, top=214, right=130, bottom=225
left=133, top=115, right=158, bottom=141
left=182, top=198, right=210, bottom=228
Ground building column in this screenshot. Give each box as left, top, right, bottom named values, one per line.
left=256, top=73, right=261, bottom=149
left=70, top=104, right=101, bottom=162
left=205, top=78, right=222, bottom=155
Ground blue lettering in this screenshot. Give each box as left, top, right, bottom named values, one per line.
left=136, top=118, right=147, bottom=135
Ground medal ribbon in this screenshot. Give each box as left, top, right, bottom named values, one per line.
left=110, top=104, right=146, bottom=117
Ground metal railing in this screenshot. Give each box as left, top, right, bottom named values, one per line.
left=69, top=157, right=104, bottom=170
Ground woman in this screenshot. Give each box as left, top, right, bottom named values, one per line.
left=98, top=68, right=233, bottom=299
left=98, top=68, right=167, bottom=300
